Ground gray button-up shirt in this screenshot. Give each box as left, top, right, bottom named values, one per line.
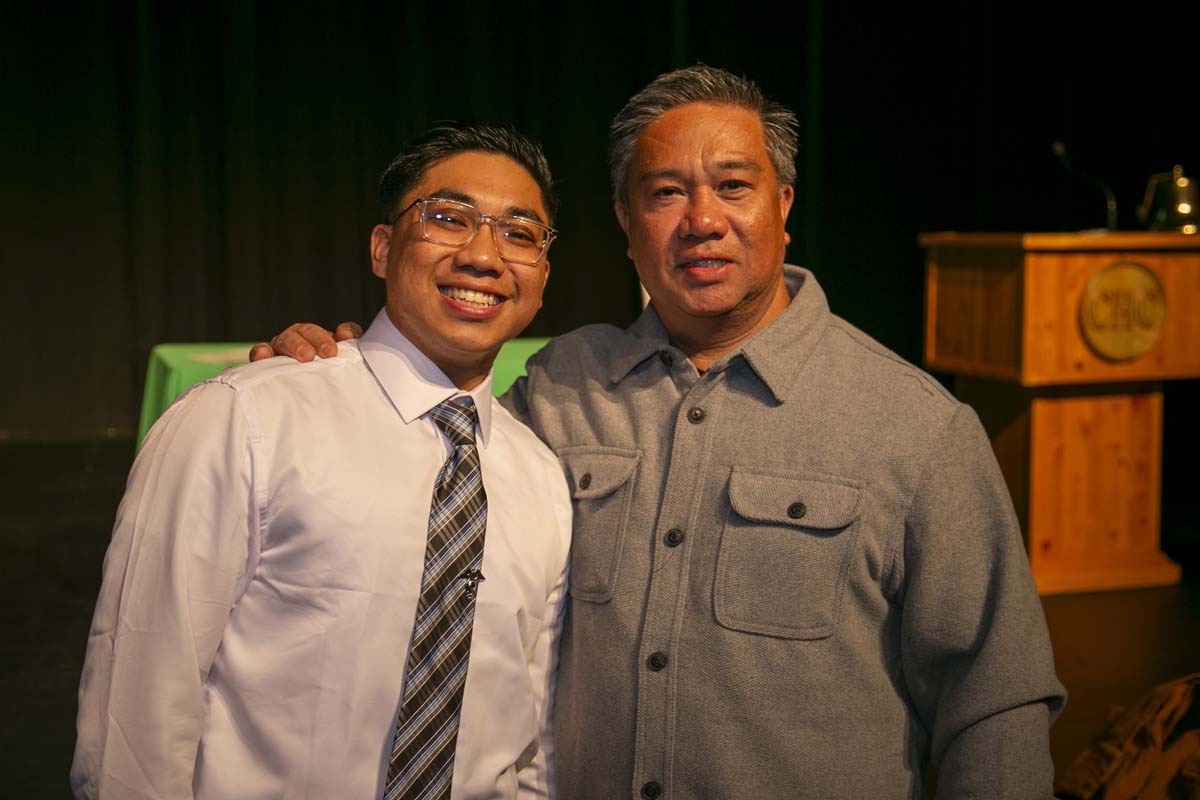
left=504, top=266, right=1065, bottom=799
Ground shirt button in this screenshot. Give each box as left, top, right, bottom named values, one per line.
left=687, top=407, right=705, bottom=424
left=579, top=473, right=592, bottom=490
left=646, top=651, right=668, bottom=671
left=788, top=501, right=807, bottom=519
left=664, top=528, right=685, bottom=547
left=660, top=351, right=674, bottom=367
left=641, top=781, right=663, bottom=799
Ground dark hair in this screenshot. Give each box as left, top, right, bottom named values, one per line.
left=377, top=121, right=558, bottom=225
left=608, top=65, right=799, bottom=202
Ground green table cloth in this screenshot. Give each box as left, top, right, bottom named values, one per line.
left=137, top=338, right=551, bottom=447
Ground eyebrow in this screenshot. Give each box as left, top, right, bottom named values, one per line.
left=637, top=169, right=684, bottom=184
left=716, top=160, right=763, bottom=173
left=426, top=187, right=547, bottom=225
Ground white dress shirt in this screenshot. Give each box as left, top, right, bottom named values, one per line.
left=72, top=310, right=572, bottom=800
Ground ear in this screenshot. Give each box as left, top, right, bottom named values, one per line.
left=370, top=224, right=391, bottom=279
left=614, top=201, right=633, bottom=259
left=538, top=259, right=551, bottom=310
left=779, top=184, right=795, bottom=224
left=779, top=185, right=795, bottom=246
left=614, top=201, right=630, bottom=237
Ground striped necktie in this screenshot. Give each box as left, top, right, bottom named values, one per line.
left=385, top=397, right=488, bottom=800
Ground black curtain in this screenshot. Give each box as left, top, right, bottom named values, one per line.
left=3, top=0, right=1197, bottom=440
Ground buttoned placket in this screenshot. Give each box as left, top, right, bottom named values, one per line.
left=631, top=360, right=729, bottom=800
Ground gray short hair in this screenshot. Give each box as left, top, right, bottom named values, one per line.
left=608, top=65, right=799, bottom=202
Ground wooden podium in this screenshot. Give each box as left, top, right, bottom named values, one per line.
left=920, top=232, right=1199, bottom=594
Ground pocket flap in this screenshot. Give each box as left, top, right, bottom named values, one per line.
left=728, top=467, right=861, bottom=530
left=559, top=447, right=641, bottom=500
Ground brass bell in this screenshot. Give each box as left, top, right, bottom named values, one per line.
left=1137, top=165, right=1198, bottom=233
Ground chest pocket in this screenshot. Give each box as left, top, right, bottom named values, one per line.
left=715, top=467, right=862, bottom=640
left=557, top=446, right=640, bottom=603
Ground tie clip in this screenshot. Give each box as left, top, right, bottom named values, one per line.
left=460, top=567, right=486, bottom=599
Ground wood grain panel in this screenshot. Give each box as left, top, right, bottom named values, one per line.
left=924, top=245, right=1024, bottom=379
left=1026, top=388, right=1178, bottom=594
left=1023, top=250, right=1200, bottom=385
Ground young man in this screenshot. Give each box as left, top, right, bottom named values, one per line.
left=263, top=67, right=1066, bottom=798
left=72, top=123, right=571, bottom=799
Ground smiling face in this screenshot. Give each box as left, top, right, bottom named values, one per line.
left=615, top=102, right=794, bottom=358
left=370, top=151, right=550, bottom=390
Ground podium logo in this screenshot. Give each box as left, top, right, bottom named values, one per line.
left=1079, top=261, right=1165, bottom=361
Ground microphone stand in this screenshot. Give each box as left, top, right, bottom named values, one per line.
left=1053, top=140, right=1119, bottom=231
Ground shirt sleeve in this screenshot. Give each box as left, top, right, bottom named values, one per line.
left=71, top=382, right=259, bottom=799
left=516, top=456, right=573, bottom=800
left=898, top=404, right=1066, bottom=799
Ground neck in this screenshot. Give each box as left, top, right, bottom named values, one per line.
left=384, top=307, right=492, bottom=392
left=435, top=357, right=491, bottom=391
left=665, top=278, right=792, bottom=372
left=445, top=370, right=487, bottom=392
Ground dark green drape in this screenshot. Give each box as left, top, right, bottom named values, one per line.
left=2, top=0, right=1196, bottom=439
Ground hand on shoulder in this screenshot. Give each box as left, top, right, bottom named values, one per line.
left=249, top=321, right=363, bottom=362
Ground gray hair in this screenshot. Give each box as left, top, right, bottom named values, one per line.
left=608, top=65, right=799, bottom=202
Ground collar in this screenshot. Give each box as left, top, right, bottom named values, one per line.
left=609, top=265, right=832, bottom=404
left=606, top=307, right=675, bottom=384
left=357, top=309, right=494, bottom=446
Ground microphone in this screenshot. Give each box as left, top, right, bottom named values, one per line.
left=1052, top=140, right=1119, bottom=231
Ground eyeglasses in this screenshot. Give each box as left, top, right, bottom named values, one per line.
left=391, top=197, right=557, bottom=266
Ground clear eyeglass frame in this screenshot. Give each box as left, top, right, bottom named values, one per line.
left=391, top=197, right=557, bottom=266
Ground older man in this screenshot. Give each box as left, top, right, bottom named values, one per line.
left=74, top=123, right=571, bottom=799
left=263, top=67, right=1065, bottom=799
